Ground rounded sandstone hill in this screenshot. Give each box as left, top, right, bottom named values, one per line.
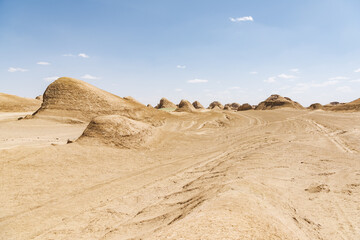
left=208, top=101, right=224, bottom=110
left=34, top=77, right=164, bottom=123
left=330, top=98, right=360, bottom=111
left=192, top=101, right=204, bottom=109
left=238, top=103, right=253, bottom=111
left=76, top=115, right=153, bottom=148
left=308, top=103, right=323, bottom=110
left=224, top=103, right=240, bottom=110
left=0, top=93, right=41, bottom=112
left=176, top=99, right=196, bottom=112
left=255, top=94, right=304, bottom=110
left=155, top=98, right=177, bottom=109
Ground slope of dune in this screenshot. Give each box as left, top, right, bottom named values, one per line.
left=255, top=94, right=304, bottom=110
left=76, top=115, right=153, bottom=148
left=0, top=93, right=41, bottom=112
left=33, top=77, right=165, bottom=124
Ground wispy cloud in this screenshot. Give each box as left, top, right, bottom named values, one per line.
left=176, top=65, right=186, bottom=69
left=63, top=53, right=90, bottom=58
left=278, top=73, right=297, bottom=79
left=249, top=71, right=258, bottom=74
left=188, top=78, right=208, bottom=83
left=290, top=68, right=299, bottom=73
left=350, top=79, right=360, bottom=82
left=329, top=76, right=348, bottom=80
left=230, top=16, right=254, bottom=22
left=175, top=88, right=183, bottom=92
left=78, top=53, right=89, bottom=58
left=81, top=74, right=99, bottom=80
left=37, top=61, right=50, bottom=65
left=8, top=67, right=28, bottom=72
left=264, top=77, right=276, bottom=83
left=43, top=76, right=59, bottom=82
left=354, top=68, right=360, bottom=73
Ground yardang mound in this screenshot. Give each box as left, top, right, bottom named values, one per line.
left=0, top=93, right=41, bottom=112
left=208, top=101, right=224, bottom=110
left=176, top=99, right=196, bottom=112
left=76, top=115, right=153, bottom=148
left=330, top=98, right=360, bottom=111
left=33, top=77, right=164, bottom=123
left=238, top=103, right=253, bottom=111
left=192, top=101, right=204, bottom=109
left=255, top=94, right=304, bottom=110
left=308, top=103, right=323, bottom=110
left=155, top=98, right=177, bottom=109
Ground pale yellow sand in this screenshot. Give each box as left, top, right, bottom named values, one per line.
left=1, top=109, right=359, bottom=239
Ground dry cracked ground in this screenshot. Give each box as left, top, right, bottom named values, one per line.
left=1, top=109, right=360, bottom=239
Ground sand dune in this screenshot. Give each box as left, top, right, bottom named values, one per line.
left=0, top=93, right=41, bottom=112
left=1, top=81, right=359, bottom=240
left=34, top=77, right=166, bottom=125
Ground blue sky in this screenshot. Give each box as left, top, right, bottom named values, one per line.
left=1, top=0, right=360, bottom=106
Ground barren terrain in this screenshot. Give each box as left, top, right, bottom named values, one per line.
left=1, top=107, right=359, bottom=239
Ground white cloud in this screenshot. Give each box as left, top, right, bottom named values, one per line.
left=278, top=73, right=297, bottom=79
left=329, top=76, right=348, bottom=80
left=249, top=71, right=258, bottom=74
left=8, top=67, right=28, bottom=72
left=350, top=79, right=360, bottom=82
left=37, top=61, right=50, bottom=65
left=176, top=65, right=186, bottom=69
left=175, top=88, right=183, bottom=92
left=230, top=16, right=254, bottom=22
left=62, top=54, right=75, bottom=57
left=354, top=68, right=360, bottom=73
left=290, top=68, right=299, bottom=73
left=43, top=76, right=59, bottom=82
left=78, top=53, right=89, bottom=58
left=336, top=86, right=352, bottom=92
left=264, top=77, right=276, bottom=83
left=188, top=78, right=208, bottom=83
left=81, top=74, right=99, bottom=80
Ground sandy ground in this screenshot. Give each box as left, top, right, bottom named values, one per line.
left=1, top=109, right=359, bottom=239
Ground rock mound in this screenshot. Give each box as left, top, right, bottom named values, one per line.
left=330, top=98, right=360, bottom=111
left=34, top=77, right=163, bottom=123
left=223, top=105, right=231, bottom=110
left=192, top=101, right=204, bottom=109
left=176, top=99, right=196, bottom=112
left=77, top=115, right=153, bottom=148
left=255, top=94, right=304, bottom=110
left=238, top=103, right=253, bottom=111
left=308, top=103, right=323, bottom=110
left=224, top=103, right=240, bottom=110
left=35, top=95, right=43, bottom=101
left=208, top=101, right=224, bottom=110
left=0, top=93, right=41, bottom=112
left=155, top=98, right=177, bottom=109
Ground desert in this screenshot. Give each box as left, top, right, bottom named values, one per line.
left=1, top=77, right=359, bottom=239
left=2, top=1, right=360, bottom=239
